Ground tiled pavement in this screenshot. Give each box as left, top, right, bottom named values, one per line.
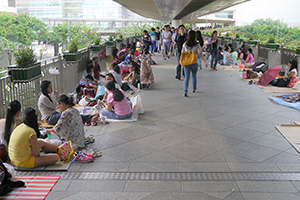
left=45, top=55, right=300, bottom=200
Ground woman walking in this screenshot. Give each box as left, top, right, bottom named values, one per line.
left=182, top=30, right=207, bottom=97
left=208, top=31, right=219, bottom=71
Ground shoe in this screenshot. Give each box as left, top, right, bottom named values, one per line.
left=84, top=122, right=91, bottom=126
left=91, top=113, right=99, bottom=125
left=79, top=151, right=94, bottom=158
left=184, top=93, right=188, bottom=97
left=168, top=56, right=170, bottom=59
left=164, top=57, right=166, bottom=60
left=210, top=68, right=214, bottom=71
left=193, top=90, right=196, bottom=93
left=214, top=68, right=218, bottom=71
left=175, top=76, right=180, bottom=80
left=73, top=153, right=93, bottom=163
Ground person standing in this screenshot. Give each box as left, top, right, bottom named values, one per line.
left=155, top=27, right=160, bottom=53
left=208, top=31, right=219, bottom=71
left=142, top=30, right=151, bottom=56
left=173, top=25, right=187, bottom=80
left=182, top=30, right=207, bottom=97
left=149, top=28, right=157, bottom=55
left=161, top=25, right=171, bottom=60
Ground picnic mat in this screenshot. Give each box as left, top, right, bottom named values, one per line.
left=0, top=175, right=60, bottom=200
left=257, top=85, right=300, bottom=93
left=11, top=160, right=73, bottom=171
left=268, top=97, right=300, bottom=111
left=239, top=75, right=259, bottom=82
left=107, top=94, right=144, bottom=122
left=276, top=125, right=300, bottom=153
left=223, top=67, right=252, bottom=71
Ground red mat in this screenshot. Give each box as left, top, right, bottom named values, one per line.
left=0, top=175, right=61, bottom=200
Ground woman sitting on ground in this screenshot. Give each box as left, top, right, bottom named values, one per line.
left=271, top=59, right=298, bottom=87
left=38, top=80, right=93, bottom=125
left=238, top=48, right=244, bottom=62
left=221, top=47, right=236, bottom=65
left=242, top=48, right=255, bottom=68
left=125, top=61, right=140, bottom=87
left=0, top=101, right=22, bottom=152
left=8, top=107, right=59, bottom=168
left=101, top=81, right=132, bottom=120
left=109, top=62, right=122, bottom=87
left=103, top=73, right=121, bottom=101
left=45, top=94, right=90, bottom=148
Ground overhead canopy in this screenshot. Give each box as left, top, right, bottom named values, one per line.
left=113, top=0, right=250, bottom=22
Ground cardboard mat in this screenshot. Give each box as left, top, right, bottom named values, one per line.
left=0, top=175, right=60, bottom=199
left=257, top=85, right=300, bottom=93
left=223, top=67, right=252, bottom=71
left=276, top=125, right=300, bottom=153
left=11, top=160, right=73, bottom=171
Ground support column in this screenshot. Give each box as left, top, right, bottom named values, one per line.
left=172, top=20, right=182, bottom=28
left=191, top=23, right=196, bottom=30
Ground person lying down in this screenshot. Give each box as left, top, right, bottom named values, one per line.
left=273, top=94, right=300, bottom=103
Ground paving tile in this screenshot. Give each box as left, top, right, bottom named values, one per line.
left=67, top=180, right=126, bottom=192
left=128, top=163, right=179, bottom=172
left=101, top=141, right=156, bottom=162
left=242, top=192, right=300, bottom=200
left=124, top=181, right=181, bottom=192
left=227, top=163, right=280, bottom=172
left=248, top=134, right=292, bottom=151
left=179, top=163, right=230, bottom=172
left=52, top=180, right=72, bottom=191
left=79, top=162, right=130, bottom=172
left=223, top=192, right=244, bottom=200
left=236, top=181, right=298, bottom=192
left=141, top=192, right=220, bottom=200
left=181, top=181, right=238, bottom=192
left=237, top=120, right=277, bottom=134
left=61, top=192, right=125, bottom=200
left=114, top=192, right=154, bottom=200
left=223, top=142, right=281, bottom=162
left=263, top=152, right=300, bottom=163
left=46, top=191, right=75, bottom=200
left=197, top=151, right=227, bottom=163
left=130, top=150, right=189, bottom=163
left=93, top=133, right=126, bottom=150
left=138, top=119, right=181, bottom=133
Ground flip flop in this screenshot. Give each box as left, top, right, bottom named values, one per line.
left=92, top=149, right=102, bottom=157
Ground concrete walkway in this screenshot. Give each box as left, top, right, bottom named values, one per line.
left=46, top=55, right=300, bottom=200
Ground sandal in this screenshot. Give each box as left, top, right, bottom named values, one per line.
left=85, top=135, right=95, bottom=145
left=91, top=121, right=97, bottom=126
left=85, top=122, right=91, bottom=126
left=92, top=149, right=102, bottom=157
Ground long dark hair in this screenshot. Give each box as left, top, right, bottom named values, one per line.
left=4, top=100, right=21, bottom=144
left=289, top=59, right=298, bottom=72
left=105, top=81, right=124, bottom=102
left=58, top=94, right=75, bottom=107
left=41, top=80, right=53, bottom=103
left=186, top=30, right=197, bottom=48
left=211, top=30, right=217, bottom=37
left=130, top=61, right=140, bottom=75
left=23, top=107, right=40, bottom=139
left=247, top=48, right=254, bottom=58
left=106, top=73, right=117, bottom=83
left=111, top=62, right=120, bottom=74
left=196, top=30, right=204, bottom=47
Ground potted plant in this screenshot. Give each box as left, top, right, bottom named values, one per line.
left=218, top=32, right=224, bottom=39
left=63, top=39, right=82, bottom=62
left=296, top=47, right=300, bottom=55
left=225, top=32, right=231, bottom=41
left=247, top=35, right=259, bottom=45
left=266, top=35, right=280, bottom=50
left=106, top=34, right=114, bottom=46
left=8, top=46, right=41, bottom=83
left=235, top=33, right=242, bottom=43
left=116, top=34, right=123, bottom=43
left=91, top=37, right=102, bottom=52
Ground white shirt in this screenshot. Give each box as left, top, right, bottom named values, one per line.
left=162, top=31, right=171, bottom=43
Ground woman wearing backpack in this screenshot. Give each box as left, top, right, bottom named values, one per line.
left=182, top=30, right=207, bottom=97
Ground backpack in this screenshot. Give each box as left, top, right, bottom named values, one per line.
left=253, top=62, right=268, bottom=73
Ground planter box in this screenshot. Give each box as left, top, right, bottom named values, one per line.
left=133, top=36, right=138, bottom=39
left=225, top=37, right=232, bottom=41
left=90, top=45, right=101, bottom=52
left=106, top=41, right=115, bottom=46
left=8, top=62, right=41, bottom=83
left=63, top=51, right=82, bottom=62
left=247, top=40, right=259, bottom=45
left=235, top=38, right=243, bottom=43
left=296, top=48, right=300, bottom=55
left=218, top=36, right=224, bottom=39
left=266, top=43, right=280, bottom=50
left=116, top=39, right=123, bottom=43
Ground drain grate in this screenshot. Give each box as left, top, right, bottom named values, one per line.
left=16, top=172, right=300, bottom=181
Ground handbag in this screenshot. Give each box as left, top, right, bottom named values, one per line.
left=56, top=140, right=74, bottom=163
left=287, top=77, right=299, bottom=88
left=180, top=50, right=197, bottom=66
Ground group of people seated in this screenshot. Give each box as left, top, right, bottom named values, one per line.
left=218, top=44, right=254, bottom=67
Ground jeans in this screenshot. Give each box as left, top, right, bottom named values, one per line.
left=224, top=60, right=236, bottom=65
left=210, top=48, right=219, bottom=69
left=150, top=40, right=156, bottom=54
left=176, top=53, right=184, bottom=78
left=183, top=63, right=198, bottom=94
left=46, top=112, right=92, bottom=125
left=101, top=102, right=133, bottom=119
left=196, top=52, right=201, bottom=65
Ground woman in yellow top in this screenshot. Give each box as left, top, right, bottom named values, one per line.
left=8, top=108, right=59, bottom=168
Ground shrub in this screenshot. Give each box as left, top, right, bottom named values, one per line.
left=68, top=39, right=78, bottom=53
left=14, top=46, right=37, bottom=67
left=267, top=35, right=275, bottom=43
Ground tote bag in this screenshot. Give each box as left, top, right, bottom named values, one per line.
left=180, top=50, right=197, bottom=66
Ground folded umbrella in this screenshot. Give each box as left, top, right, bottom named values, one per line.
left=257, top=65, right=282, bottom=86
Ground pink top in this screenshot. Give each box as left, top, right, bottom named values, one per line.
left=246, top=53, right=254, bottom=63
left=107, top=90, right=132, bottom=116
